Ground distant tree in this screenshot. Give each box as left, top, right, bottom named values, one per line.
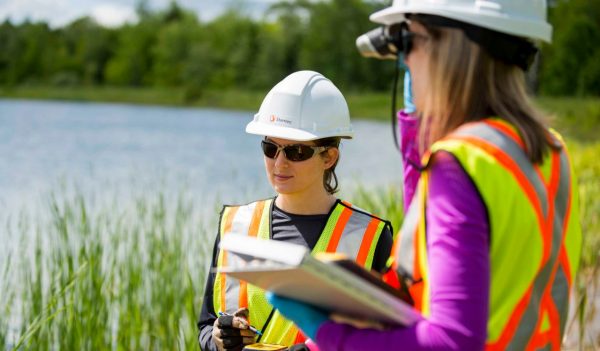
left=540, top=0, right=600, bottom=95
left=0, top=20, right=17, bottom=84
left=14, top=22, right=57, bottom=84
left=0, top=0, right=594, bottom=97
left=296, top=0, right=394, bottom=91
left=163, top=0, right=185, bottom=23
left=267, top=1, right=309, bottom=75
left=135, top=0, right=153, bottom=21
left=246, top=21, right=288, bottom=89
left=195, top=10, right=260, bottom=89
left=55, top=17, right=114, bottom=85
left=151, top=9, right=200, bottom=86
left=104, top=19, right=159, bottom=86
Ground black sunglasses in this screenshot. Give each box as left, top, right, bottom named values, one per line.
left=390, top=23, right=429, bottom=57
left=401, top=30, right=430, bottom=57
left=261, top=140, right=329, bottom=162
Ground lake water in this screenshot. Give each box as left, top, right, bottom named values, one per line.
left=1, top=98, right=403, bottom=217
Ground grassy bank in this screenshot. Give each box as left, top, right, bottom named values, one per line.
left=0, top=85, right=392, bottom=120
left=3, top=86, right=598, bottom=131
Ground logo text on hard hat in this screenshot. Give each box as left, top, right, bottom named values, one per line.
left=268, top=115, right=292, bottom=125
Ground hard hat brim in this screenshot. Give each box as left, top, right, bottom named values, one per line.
left=369, top=4, right=552, bottom=42
left=370, top=7, right=408, bottom=26
left=245, top=120, right=353, bottom=141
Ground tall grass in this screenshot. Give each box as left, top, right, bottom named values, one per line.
left=564, top=140, right=600, bottom=350
left=1, top=192, right=214, bottom=350
left=346, top=185, right=405, bottom=235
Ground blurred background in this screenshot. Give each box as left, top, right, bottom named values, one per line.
left=0, top=0, right=599, bottom=99
left=0, top=0, right=598, bottom=349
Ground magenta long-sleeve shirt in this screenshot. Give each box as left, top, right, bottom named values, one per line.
left=314, top=112, right=491, bottom=350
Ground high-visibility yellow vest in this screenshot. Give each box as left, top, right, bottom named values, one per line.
left=393, top=118, right=582, bottom=350
left=213, top=198, right=390, bottom=346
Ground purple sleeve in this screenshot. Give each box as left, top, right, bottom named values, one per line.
left=314, top=151, right=490, bottom=351
left=398, top=110, right=421, bottom=212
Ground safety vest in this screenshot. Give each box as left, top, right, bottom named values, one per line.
left=393, top=118, right=582, bottom=350
left=213, top=198, right=390, bottom=346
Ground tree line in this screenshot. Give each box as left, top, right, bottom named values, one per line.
left=0, top=0, right=597, bottom=97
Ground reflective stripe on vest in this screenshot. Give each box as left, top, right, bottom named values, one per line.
left=213, top=198, right=389, bottom=346
left=394, top=118, right=582, bottom=350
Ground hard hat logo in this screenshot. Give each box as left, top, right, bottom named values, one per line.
left=274, top=117, right=292, bottom=125
left=246, top=71, right=354, bottom=141
left=268, top=114, right=292, bottom=125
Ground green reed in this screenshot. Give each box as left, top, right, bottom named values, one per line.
left=565, top=140, right=600, bottom=349
left=1, top=191, right=213, bottom=350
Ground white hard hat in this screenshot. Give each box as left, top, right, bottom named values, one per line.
left=246, top=70, right=354, bottom=141
left=370, top=0, right=552, bottom=43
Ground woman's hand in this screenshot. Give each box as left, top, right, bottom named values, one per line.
left=212, top=308, right=256, bottom=351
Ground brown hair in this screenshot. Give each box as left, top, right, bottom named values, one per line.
left=315, top=137, right=341, bottom=194
left=417, top=21, right=558, bottom=164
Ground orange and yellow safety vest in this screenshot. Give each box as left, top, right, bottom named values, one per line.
left=213, top=198, right=390, bottom=346
left=392, top=118, right=582, bottom=350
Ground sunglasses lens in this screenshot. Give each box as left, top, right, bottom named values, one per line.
left=261, top=141, right=319, bottom=161
left=284, top=145, right=315, bottom=162
left=261, top=141, right=279, bottom=158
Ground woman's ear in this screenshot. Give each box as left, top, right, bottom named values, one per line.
left=322, top=147, right=339, bottom=170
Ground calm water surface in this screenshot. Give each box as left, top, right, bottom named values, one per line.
left=1, top=98, right=403, bottom=215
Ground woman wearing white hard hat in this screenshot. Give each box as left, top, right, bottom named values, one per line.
left=197, top=70, right=394, bottom=351
left=268, top=1, right=583, bottom=350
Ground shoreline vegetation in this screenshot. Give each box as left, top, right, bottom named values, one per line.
left=2, top=86, right=391, bottom=118
left=1, top=86, right=599, bottom=140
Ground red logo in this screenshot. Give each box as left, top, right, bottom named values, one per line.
left=270, top=114, right=276, bottom=122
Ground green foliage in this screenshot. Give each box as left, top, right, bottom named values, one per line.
left=0, top=0, right=598, bottom=96
left=0, top=1, right=396, bottom=93
left=537, top=97, right=600, bottom=141
left=346, top=185, right=405, bottom=236
left=567, top=141, right=600, bottom=274
left=1, top=0, right=596, bottom=96
left=52, top=18, right=113, bottom=86
left=540, top=0, right=600, bottom=96
left=1, top=190, right=212, bottom=349
left=152, top=12, right=201, bottom=86
left=565, top=140, right=600, bottom=348
left=105, top=19, right=159, bottom=86
left=0, top=21, right=55, bottom=85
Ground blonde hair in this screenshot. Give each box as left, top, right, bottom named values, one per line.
left=418, top=23, right=558, bottom=164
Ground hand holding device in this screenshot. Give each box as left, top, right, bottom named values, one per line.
left=213, top=308, right=257, bottom=351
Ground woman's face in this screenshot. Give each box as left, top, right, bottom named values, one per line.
left=405, top=21, right=431, bottom=114
left=263, top=137, right=337, bottom=196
